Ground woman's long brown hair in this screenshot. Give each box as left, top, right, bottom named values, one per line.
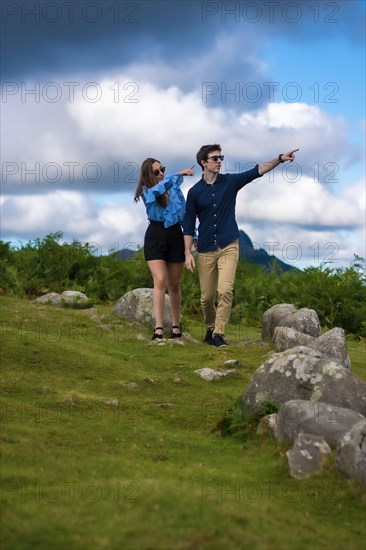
left=134, top=158, right=169, bottom=208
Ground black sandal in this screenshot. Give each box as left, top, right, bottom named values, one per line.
left=169, top=325, right=182, bottom=339
left=152, top=327, right=164, bottom=340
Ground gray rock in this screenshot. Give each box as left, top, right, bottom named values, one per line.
left=242, top=346, right=366, bottom=415
left=61, top=290, right=89, bottom=307
left=243, top=346, right=324, bottom=410
left=262, top=304, right=321, bottom=339
left=262, top=304, right=297, bottom=339
left=33, top=292, right=62, bottom=305
left=275, top=400, right=365, bottom=447
left=292, top=308, right=321, bottom=338
left=287, top=433, right=331, bottom=479
left=313, top=363, right=366, bottom=416
left=336, top=420, right=366, bottom=486
left=312, top=327, right=351, bottom=369
left=273, top=326, right=315, bottom=350
left=273, top=326, right=351, bottom=369
left=194, top=368, right=236, bottom=381
left=105, top=398, right=119, bottom=406
left=112, top=288, right=171, bottom=328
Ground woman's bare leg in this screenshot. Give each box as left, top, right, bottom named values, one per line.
left=147, top=260, right=167, bottom=334
left=166, top=262, right=184, bottom=332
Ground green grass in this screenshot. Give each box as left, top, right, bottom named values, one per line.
left=1, top=296, right=365, bottom=550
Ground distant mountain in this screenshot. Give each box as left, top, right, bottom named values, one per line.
left=113, top=248, right=135, bottom=260
left=239, top=230, right=297, bottom=272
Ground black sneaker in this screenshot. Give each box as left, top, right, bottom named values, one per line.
left=203, top=328, right=214, bottom=345
left=212, top=334, right=228, bottom=347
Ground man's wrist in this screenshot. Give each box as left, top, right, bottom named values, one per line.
left=278, top=154, right=285, bottom=163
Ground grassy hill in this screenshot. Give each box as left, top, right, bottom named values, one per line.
left=1, top=295, right=365, bottom=550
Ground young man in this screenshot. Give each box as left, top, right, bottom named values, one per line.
left=183, top=144, right=299, bottom=347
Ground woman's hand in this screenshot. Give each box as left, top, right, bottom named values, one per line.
left=179, top=165, right=195, bottom=177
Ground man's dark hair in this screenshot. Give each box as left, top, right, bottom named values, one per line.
left=196, top=144, right=222, bottom=170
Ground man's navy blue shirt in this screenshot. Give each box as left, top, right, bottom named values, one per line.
left=183, top=165, right=261, bottom=252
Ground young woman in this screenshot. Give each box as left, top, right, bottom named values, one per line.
left=134, top=158, right=194, bottom=340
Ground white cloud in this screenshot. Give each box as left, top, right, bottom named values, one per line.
left=2, top=192, right=97, bottom=235
left=1, top=191, right=147, bottom=251
left=239, top=102, right=336, bottom=130
left=236, top=174, right=363, bottom=227
left=66, top=80, right=230, bottom=159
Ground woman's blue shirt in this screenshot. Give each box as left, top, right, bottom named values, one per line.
left=142, top=174, right=185, bottom=228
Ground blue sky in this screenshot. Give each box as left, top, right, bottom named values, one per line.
left=1, top=0, right=365, bottom=268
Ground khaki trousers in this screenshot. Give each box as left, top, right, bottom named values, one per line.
left=198, top=240, right=239, bottom=336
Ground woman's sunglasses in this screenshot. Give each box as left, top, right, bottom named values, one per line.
left=153, top=166, right=166, bottom=176
left=207, top=155, right=224, bottom=162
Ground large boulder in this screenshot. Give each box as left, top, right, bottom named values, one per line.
left=336, top=420, right=366, bottom=486
left=243, top=346, right=322, bottom=410
left=112, top=288, right=171, bottom=328
left=273, top=326, right=351, bottom=369
left=262, top=304, right=321, bottom=339
left=242, top=346, right=366, bottom=416
left=274, top=400, right=365, bottom=448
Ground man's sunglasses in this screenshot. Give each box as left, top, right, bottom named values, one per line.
left=207, top=155, right=224, bottom=162
left=153, top=166, right=166, bottom=176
